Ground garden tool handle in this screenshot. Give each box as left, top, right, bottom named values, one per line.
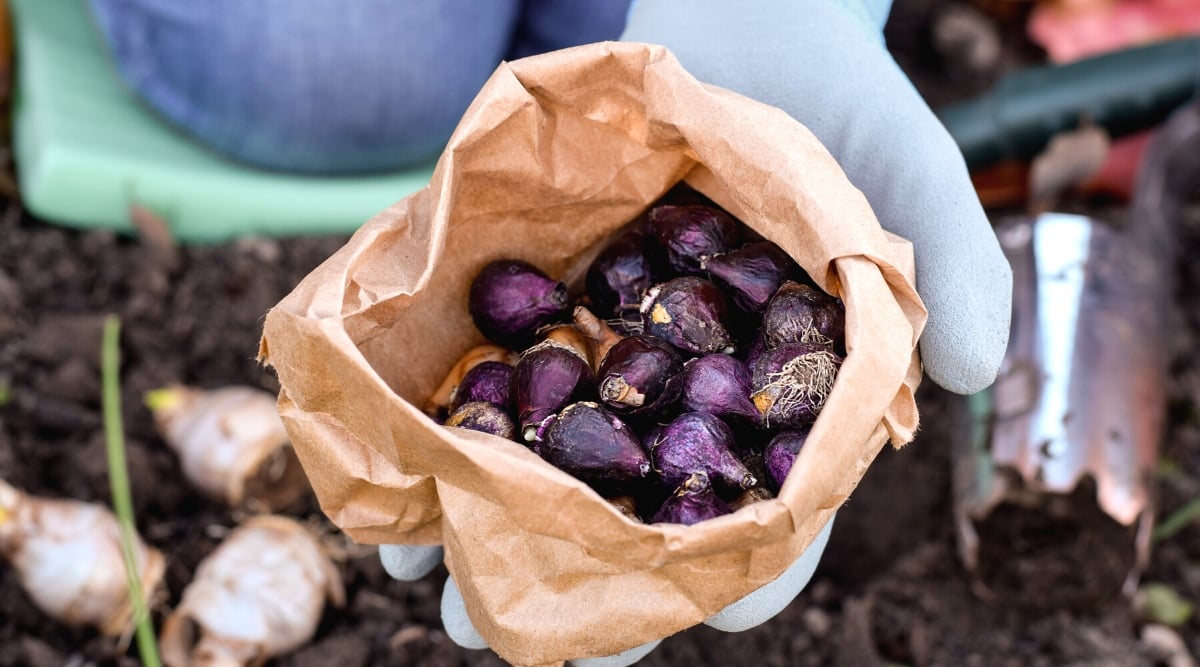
left=939, top=37, right=1200, bottom=169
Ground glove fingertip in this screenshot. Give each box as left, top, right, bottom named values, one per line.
left=379, top=544, right=444, bottom=581
left=917, top=252, right=1012, bottom=396
left=442, top=576, right=491, bottom=650
left=921, top=328, right=1007, bottom=395
left=571, top=639, right=662, bottom=667
left=703, top=513, right=836, bottom=632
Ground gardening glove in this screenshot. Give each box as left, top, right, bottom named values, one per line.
left=381, top=0, right=1011, bottom=663
left=380, top=513, right=836, bottom=666
left=624, top=0, right=1012, bottom=396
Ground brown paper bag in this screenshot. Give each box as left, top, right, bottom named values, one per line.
left=260, top=41, right=925, bottom=666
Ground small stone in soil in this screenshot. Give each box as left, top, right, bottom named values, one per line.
left=803, top=607, right=832, bottom=638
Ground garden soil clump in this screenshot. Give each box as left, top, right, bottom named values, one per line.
left=2, top=3, right=1199, bottom=666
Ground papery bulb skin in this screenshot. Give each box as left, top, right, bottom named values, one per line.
left=0, top=480, right=166, bottom=636
left=586, top=229, right=653, bottom=320
left=679, top=354, right=760, bottom=425
left=651, top=412, right=757, bottom=492
left=445, top=401, right=517, bottom=440
left=750, top=343, right=843, bottom=428
left=765, top=428, right=812, bottom=488
left=648, top=205, right=740, bottom=275
left=159, top=516, right=344, bottom=667
left=511, top=340, right=592, bottom=443
left=424, top=344, right=518, bottom=419
left=652, top=472, right=732, bottom=526
left=640, top=277, right=734, bottom=356
left=701, top=242, right=799, bottom=313
left=539, top=402, right=652, bottom=490
left=469, top=259, right=569, bottom=348
left=761, top=281, right=846, bottom=353
left=146, top=385, right=307, bottom=509
left=597, top=335, right=683, bottom=417
left=449, top=361, right=514, bottom=412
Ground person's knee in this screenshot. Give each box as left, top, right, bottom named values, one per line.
left=87, top=0, right=521, bottom=173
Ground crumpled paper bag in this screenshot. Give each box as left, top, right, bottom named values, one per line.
left=260, top=41, right=925, bottom=667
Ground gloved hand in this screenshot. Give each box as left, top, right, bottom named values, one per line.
left=623, top=0, right=1012, bottom=396
left=381, top=514, right=836, bottom=667
left=383, top=0, right=1011, bottom=663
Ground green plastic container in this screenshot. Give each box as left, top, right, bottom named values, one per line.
left=10, top=0, right=436, bottom=243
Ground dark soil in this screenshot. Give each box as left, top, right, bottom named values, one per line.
left=2, top=2, right=1199, bottom=666
left=971, top=478, right=1139, bottom=610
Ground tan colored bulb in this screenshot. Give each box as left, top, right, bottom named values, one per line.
left=147, top=385, right=308, bottom=509
left=424, top=343, right=519, bottom=417
left=160, top=515, right=344, bottom=667
left=573, top=306, right=624, bottom=373
left=0, top=479, right=165, bottom=636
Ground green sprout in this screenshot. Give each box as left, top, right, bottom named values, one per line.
left=102, top=315, right=162, bottom=667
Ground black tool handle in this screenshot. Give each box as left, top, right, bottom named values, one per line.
left=939, top=37, right=1200, bottom=169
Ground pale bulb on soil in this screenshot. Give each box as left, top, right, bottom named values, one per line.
left=160, top=515, right=344, bottom=667
left=0, top=479, right=165, bottom=635
left=147, top=385, right=310, bottom=510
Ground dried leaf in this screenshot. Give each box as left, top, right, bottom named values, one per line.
left=1030, top=0, right=1200, bottom=63
left=971, top=160, right=1031, bottom=209
left=1139, top=583, right=1195, bottom=627
left=1028, top=122, right=1111, bottom=210
left=572, top=306, right=624, bottom=373
left=129, top=204, right=177, bottom=259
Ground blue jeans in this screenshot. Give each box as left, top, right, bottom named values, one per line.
left=87, top=0, right=632, bottom=174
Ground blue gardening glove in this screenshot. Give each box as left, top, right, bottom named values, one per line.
left=381, top=514, right=836, bottom=667
left=624, top=0, right=1012, bottom=395
left=383, top=0, right=1012, bottom=663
